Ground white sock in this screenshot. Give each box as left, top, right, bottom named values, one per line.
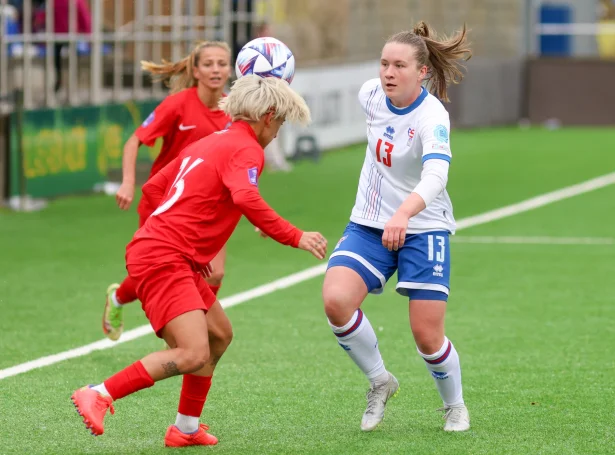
left=329, top=309, right=387, bottom=383
left=175, top=413, right=199, bottom=434
left=111, top=291, right=123, bottom=308
left=91, top=383, right=111, bottom=397
left=418, top=337, right=464, bottom=407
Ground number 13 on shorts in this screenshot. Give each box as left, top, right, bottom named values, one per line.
left=427, top=234, right=446, bottom=262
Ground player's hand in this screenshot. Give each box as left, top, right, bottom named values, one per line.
left=254, top=226, right=269, bottom=239
left=382, top=211, right=409, bottom=251
left=200, top=263, right=213, bottom=278
left=116, top=182, right=135, bottom=210
left=298, top=232, right=328, bottom=260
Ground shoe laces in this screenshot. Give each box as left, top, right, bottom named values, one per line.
left=96, top=395, right=115, bottom=415
left=364, top=383, right=386, bottom=415
left=437, top=405, right=464, bottom=423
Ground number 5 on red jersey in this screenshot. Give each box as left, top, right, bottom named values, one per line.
left=153, top=156, right=203, bottom=216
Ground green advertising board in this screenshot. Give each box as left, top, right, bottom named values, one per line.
left=9, top=99, right=163, bottom=198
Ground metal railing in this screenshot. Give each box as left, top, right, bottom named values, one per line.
left=0, top=0, right=272, bottom=112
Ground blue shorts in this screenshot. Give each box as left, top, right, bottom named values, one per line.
left=327, top=222, right=451, bottom=301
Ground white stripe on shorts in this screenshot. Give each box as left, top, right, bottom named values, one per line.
left=396, top=281, right=450, bottom=296
left=329, top=251, right=386, bottom=293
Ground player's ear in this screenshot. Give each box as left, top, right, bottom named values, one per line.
left=264, top=111, right=275, bottom=127
left=418, top=65, right=428, bottom=82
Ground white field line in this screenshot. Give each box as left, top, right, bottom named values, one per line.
left=1, top=171, right=614, bottom=381
left=453, top=236, right=615, bottom=245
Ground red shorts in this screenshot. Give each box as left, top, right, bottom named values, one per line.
left=127, top=259, right=216, bottom=338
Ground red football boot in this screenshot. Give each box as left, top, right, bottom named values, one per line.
left=164, top=423, right=218, bottom=447
left=71, top=386, right=115, bottom=436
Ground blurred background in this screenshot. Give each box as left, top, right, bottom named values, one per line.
left=1, top=4, right=615, bottom=453
left=1, top=0, right=614, bottom=205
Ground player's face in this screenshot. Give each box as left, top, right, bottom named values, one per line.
left=193, top=47, right=231, bottom=91
left=260, top=115, right=285, bottom=148
left=380, top=42, right=427, bottom=106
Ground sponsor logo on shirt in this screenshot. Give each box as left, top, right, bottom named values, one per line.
left=248, top=167, right=258, bottom=186
left=179, top=124, right=196, bottom=131
left=142, top=112, right=155, bottom=127
left=384, top=125, right=395, bottom=140
left=434, top=124, right=449, bottom=143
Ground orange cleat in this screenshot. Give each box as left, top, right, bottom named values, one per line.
left=164, top=423, right=219, bottom=447
left=71, top=386, right=115, bottom=436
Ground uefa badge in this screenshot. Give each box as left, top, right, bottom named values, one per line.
left=407, top=127, right=415, bottom=146
left=248, top=167, right=258, bottom=186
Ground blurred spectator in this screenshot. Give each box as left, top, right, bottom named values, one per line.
left=51, top=0, right=93, bottom=92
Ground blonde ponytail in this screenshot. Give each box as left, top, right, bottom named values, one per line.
left=140, top=41, right=231, bottom=94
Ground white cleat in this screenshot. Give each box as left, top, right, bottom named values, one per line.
left=440, top=404, right=470, bottom=432
left=360, top=373, right=399, bottom=432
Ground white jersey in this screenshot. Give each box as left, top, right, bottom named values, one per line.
left=350, top=78, right=456, bottom=234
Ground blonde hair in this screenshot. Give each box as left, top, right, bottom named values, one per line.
left=140, top=41, right=231, bottom=94
left=219, top=75, right=311, bottom=126
left=387, top=22, right=472, bottom=102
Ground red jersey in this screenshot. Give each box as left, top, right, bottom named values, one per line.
left=135, top=87, right=231, bottom=180
left=126, top=121, right=303, bottom=269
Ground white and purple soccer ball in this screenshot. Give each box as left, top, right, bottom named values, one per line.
left=235, top=37, right=295, bottom=84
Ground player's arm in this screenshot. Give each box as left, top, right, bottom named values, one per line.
left=116, top=99, right=178, bottom=210
left=222, top=147, right=327, bottom=259
left=412, top=117, right=451, bottom=209
left=382, top=117, right=451, bottom=251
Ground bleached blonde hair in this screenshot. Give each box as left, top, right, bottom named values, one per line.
left=219, top=75, right=311, bottom=126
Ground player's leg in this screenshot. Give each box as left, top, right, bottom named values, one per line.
left=204, top=245, right=226, bottom=297
left=102, top=276, right=138, bottom=341
left=102, top=213, right=149, bottom=340
left=72, top=309, right=210, bottom=436
left=397, top=231, right=469, bottom=432
left=158, top=270, right=223, bottom=446
left=159, top=312, right=221, bottom=447
left=323, top=223, right=399, bottom=431
left=74, top=263, right=216, bottom=441
left=165, top=279, right=232, bottom=442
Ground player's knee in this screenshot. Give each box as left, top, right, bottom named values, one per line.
left=413, top=329, right=444, bottom=355
left=209, top=322, right=233, bottom=353
left=179, top=342, right=210, bottom=373
left=207, top=269, right=225, bottom=286
left=323, top=285, right=355, bottom=327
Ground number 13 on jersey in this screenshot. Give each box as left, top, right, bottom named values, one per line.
left=376, top=138, right=394, bottom=167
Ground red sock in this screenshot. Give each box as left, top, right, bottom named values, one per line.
left=116, top=275, right=138, bottom=304
left=208, top=284, right=221, bottom=297
left=178, top=375, right=212, bottom=417
left=104, top=361, right=155, bottom=400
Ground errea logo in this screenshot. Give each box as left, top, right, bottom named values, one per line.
left=433, top=264, right=444, bottom=277
left=384, top=126, right=395, bottom=140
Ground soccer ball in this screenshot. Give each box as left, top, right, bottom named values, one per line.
left=235, top=37, right=295, bottom=84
